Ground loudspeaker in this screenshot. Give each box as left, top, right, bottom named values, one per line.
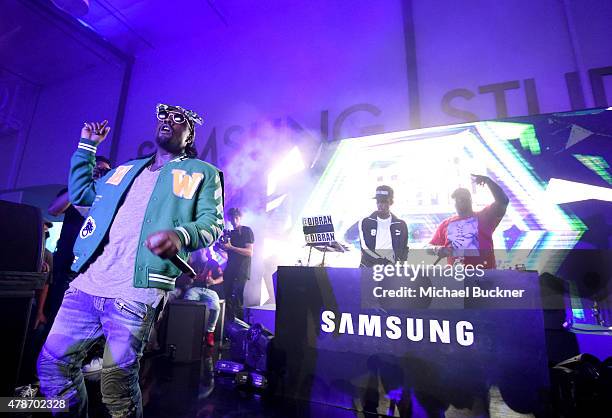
left=163, top=300, right=206, bottom=362
left=0, top=200, right=44, bottom=272
left=0, top=200, right=46, bottom=394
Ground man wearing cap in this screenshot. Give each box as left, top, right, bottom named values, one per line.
left=38, top=104, right=224, bottom=417
left=358, top=185, right=409, bottom=267
left=427, top=174, right=508, bottom=268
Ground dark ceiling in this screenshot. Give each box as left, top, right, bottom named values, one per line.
left=75, top=0, right=226, bottom=55
left=1, top=0, right=129, bottom=87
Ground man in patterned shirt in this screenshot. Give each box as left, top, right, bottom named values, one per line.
left=427, top=174, right=508, bottom=269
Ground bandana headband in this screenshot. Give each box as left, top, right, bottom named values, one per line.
left=156, top=103, right=204, bottom=126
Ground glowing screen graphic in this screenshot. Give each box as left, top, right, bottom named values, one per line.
left=266, top=111, right=611, bottom=275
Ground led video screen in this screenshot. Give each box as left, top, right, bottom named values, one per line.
left=279, top=109, right=611, bottom=276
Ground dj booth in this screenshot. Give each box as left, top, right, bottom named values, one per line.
left=272, top=266, right=550, bottom=416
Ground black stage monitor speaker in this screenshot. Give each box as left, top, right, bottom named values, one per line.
left=0, top=200, right=46, bottom=395
left=0, top=200, right=44, bottom=272
left=164, top=300, right=206, bottom=363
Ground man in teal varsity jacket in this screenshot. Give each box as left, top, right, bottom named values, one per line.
left=38, top=104, right=224, bottom=418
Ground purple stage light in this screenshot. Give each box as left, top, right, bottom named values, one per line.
left=51, top=0, right=89, bottom=17
left=250, top=372, right=267, bottom=389
left=215, top=360, right=244, bottom=374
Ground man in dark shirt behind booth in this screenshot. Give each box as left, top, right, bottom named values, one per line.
left=219, top=208, right=254, bottom=321
left=427, top=174, right=509, bottom=269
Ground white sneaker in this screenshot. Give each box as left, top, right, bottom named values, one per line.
left=15, top=384, right=38, bottom=398
left=82, top=357, right=103, bottom=376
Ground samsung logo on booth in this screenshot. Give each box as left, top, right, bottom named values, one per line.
left=321, top=311, right=474, bottom=347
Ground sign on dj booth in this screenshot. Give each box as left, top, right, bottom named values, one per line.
left=273, top=266, right=549, bottom=416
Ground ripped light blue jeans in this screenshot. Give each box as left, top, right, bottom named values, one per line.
left=183, top=287, right=220, bottom=332
left=37, top=287, right=155, bottom=417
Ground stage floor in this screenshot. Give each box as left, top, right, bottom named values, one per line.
left=76, top=343, right=365, bottom=418
left=67, top=342, right=550, bottom=418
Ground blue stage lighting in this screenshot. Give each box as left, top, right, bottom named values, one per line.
left=250, top=372, right=268, bottom=389
left=215, top=360, right=244, bottom=374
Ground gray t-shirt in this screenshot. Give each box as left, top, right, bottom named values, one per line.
left=71, top=167, right=164, bottom=306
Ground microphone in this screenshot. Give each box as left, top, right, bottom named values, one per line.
left=144, top=233, right=196, bottom=277
left=433, top=246, right=451, bottom=266
left=170, top=255, right=196, bottom=278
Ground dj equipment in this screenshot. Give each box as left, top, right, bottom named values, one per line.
left=302, top=215, right=349, bottom=266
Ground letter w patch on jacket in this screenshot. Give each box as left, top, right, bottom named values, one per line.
left=172, top=169, right=204, bottom=199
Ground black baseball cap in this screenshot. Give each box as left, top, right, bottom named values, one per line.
left=373, top=185, right=394, bottom=200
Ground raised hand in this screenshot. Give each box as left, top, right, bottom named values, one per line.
left=472, top=174, right=509, bottom=209
left=81, top=120, right=111, bottom=144
left=471, top=173, right=489, bottom=186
